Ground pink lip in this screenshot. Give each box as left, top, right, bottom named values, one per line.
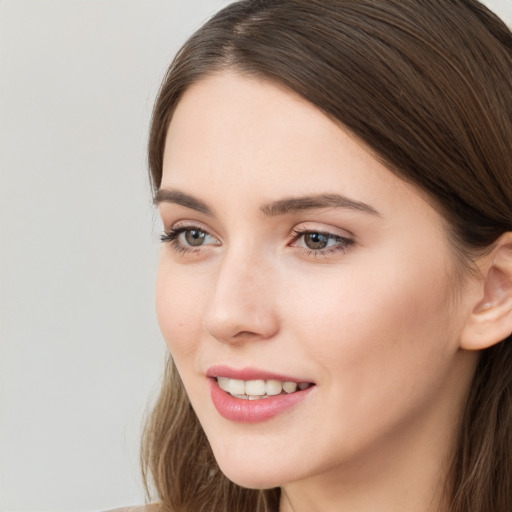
left=207, top=366, right=315, bottom=424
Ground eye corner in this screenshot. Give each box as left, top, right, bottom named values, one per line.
left=160, top=223, right=221, bottom=258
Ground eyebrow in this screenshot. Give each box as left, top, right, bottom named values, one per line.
left=154, top=189, right=380, bottom=217
left=154, top=189, right=213, bottom=215
left=260, top=193, right=381, bottom=217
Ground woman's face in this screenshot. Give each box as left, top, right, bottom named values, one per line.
left=156, top=72, right=478, bottom=490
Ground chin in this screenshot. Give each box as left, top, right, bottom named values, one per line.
left=211, top=446, right=295, bottom=489
left=219, top=465, right=285, bottom=490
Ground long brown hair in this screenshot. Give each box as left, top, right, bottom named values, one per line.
left=141, top=1, right=512, bottom=511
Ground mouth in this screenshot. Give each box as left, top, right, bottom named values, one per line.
left=216, top=376, right=314, bottom=400
left=206, top=366, right=316, bottom=422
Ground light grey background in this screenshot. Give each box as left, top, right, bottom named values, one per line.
left=1, top=1, right=510, bottom=511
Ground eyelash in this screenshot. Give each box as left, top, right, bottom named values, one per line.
left=289, top=227, right=354, bottom=257
left=160, top=225, right=355, bottom=257
left=160, top=226, right=214, bottom=254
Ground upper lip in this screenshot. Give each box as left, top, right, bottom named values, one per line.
left=206, top=365, right=314, bottom=383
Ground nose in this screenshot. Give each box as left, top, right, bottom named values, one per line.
left=202, top=248, right=280, bottom=345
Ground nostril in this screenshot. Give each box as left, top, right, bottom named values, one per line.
left=232, top=330, right=262, bottom=339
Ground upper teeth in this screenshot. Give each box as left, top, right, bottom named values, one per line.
left=217, top=377, right=311, bottom=399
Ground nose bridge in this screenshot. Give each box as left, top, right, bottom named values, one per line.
left=202, top=240, right=279, bottom=343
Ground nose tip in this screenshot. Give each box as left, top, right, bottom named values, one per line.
left=202, top=260, right=279, bottom=345
left=203, top=308, right=279, bottom=344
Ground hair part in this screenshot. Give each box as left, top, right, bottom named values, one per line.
left=143, top=1, right=512, bottom=511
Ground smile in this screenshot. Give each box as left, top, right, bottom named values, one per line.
left=207, top=368, right=316, bottom=423
left=217, top=377, right=313, bottom=400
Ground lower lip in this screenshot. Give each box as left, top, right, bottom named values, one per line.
left=209, top=379, right=314, bottom=423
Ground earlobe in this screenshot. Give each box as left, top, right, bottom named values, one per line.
left=460, top=233, right=512, bottom=351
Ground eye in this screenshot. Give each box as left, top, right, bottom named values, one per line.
left=160, top=225, right=220, bottom=252
left=302, top=232, right=331, bottom=250
left=183, top=228, right=208, bottom=246
left=290, top=227, right=354, bottom=256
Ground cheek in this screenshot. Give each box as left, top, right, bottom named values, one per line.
left=285, top=256, right=457, bottom=410
left=156, top=259, right=220, bottom=429
left=274, top=261, right=463, bottom=468
left=156, top=259, right=205, bottom=359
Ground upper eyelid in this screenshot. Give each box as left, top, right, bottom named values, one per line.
left=290, top=229, right=353, bottom=246
left=162, top=221, right=355, bottom=244
left=164, top=220, right=218, bottom=236
left=290, top=223, right=355, bottom=240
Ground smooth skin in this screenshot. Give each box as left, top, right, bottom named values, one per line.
left=156, top=72, right=511, bottom=512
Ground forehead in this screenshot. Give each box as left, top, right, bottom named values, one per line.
left=165, top=73, right=390, bottom=196
left=162, top=71, right=442, bottom=229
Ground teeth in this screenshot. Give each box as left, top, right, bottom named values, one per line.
left=283, top=381, right=298, bottom=393
left=217, top=377, right=230, bottom=391
left=229, top=379, right=245, bottom=395
left=245, top=379, right=266, bottom=395
left=266, top=379, right=283, bottom=396
left=216, top=377, right=311, bottom=399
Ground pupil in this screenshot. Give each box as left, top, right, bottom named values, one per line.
left=305, top=232, right=328, bottom=250
left=185, top=229, right=205, bottom=246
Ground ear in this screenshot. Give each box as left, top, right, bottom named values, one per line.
left=460, top=232, right=512, bottom=351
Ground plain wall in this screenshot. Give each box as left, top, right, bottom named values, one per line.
left=1, top=1, right=511, bottom=511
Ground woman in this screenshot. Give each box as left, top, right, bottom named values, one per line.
left=138, top=1, right=512, bottom=511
